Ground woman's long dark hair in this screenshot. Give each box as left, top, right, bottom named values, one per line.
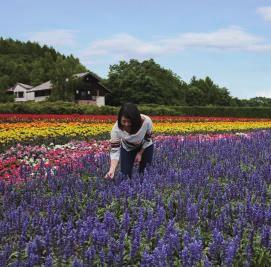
left=118, top=103, right=142, bottom=134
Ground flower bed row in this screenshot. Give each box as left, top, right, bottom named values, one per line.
left=2, top=120, right=271, bottom=150
left=1, top=113, right=270, bottom=123
left=1, top=132, right=247, bottom=184
left=1, top=130, right=271, bottom=265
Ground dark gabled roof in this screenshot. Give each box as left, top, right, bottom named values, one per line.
left=74, top=71, right=103, bottom=81
left=73, top=72, right=111, bottom=93
left=73, top=72, right=90, bottom=78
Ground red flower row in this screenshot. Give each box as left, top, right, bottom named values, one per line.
left=0, top=113, right=269, bottom=122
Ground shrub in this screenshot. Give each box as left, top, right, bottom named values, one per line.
left=1, top=102, right=271, bottom=118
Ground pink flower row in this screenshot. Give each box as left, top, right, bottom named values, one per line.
left=0, top=132, right=251, bottom=184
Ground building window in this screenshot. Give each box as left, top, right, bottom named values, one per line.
left=81, top=91, right=86, bottom=98
left=76, top=90, right=79, bottom=94
left=35, top=90, right=51, bottom=97
left=18, top=92, right=24, bottom=98
left=87, top=90, right=90, bottom=95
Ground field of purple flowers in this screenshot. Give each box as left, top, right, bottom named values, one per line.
left=1, top=130, right=271, bottom=266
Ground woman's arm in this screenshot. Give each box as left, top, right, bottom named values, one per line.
left=105, top=123, right=121, bottom=179
left=142, top=117, right=153, bottom=149
left=135, top=117, right=153, bottom=163
left=105, top=159, right=119, bottom=179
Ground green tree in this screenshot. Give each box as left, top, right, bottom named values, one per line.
left=0, top=38, right=86, bottom=102
left=49, top=55, right=86, bottom=101
left=185, top=86, right=205, bottom=106
left=188, top=76, right=232, bottom=106
left=247, top=97, right=271, bottom=107
left=104, top=59, right=186, bottom=106
left=0, top=75, right=14, bottom=102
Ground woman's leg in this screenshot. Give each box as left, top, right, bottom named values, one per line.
left=139, top=144, right=154, bottom=173
left=120, top=146, right=137, bottom=178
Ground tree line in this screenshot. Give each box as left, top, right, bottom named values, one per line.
left=0, top=38, right=86, bottom=102
left=0, top=38, right=270, bottom=107
left=104, top=59, right=271, bottom=107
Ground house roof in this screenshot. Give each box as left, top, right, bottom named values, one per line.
left=6, top=87, right=14, bottom=92
left=7, top=71, right=111, bottom=93
left=28, top=81, right=52, bottom=92
left=74, top=71, right=103, bottom=81
left=97, top=81, right=111, bottom=93
left=75, top=72, right=111, bottom=93
left=73, top=72, right=90, bottom=78
left=6, top=83, right=33, bottom=92
left=18, top=83, right=33, bottom=89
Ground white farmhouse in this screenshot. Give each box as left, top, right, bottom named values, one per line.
left=6, top=72, right=111, bottom=106
left=6, top=83, right=34, bottom=102
left=28, top=81, right=52, bottom=102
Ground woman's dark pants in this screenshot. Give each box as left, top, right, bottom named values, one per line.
left=120, top=144, right=154, bottom=178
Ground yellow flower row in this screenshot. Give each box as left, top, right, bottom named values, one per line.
left=0, top=122, right=111, bottom=146
left=1, top=121, right=271, bottom=146
left=154, top=121, right=271, bottom=133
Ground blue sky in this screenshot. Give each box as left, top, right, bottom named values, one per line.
left=1, top=0, right=271, bottom=99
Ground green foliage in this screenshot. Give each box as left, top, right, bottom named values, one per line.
left=105, top=60, right=271, bottom=107
left=242, top=97, right=271, bottom=107
left=49, top=56, right=86, bottom=101
left=138, top=105, right=271, bottom=117
left=185, top=86, right=205, bottom=106
left=1, top=101, right=271, bottom=118
left=187, top=76, right=232, bottom=106
left=0, top=101, right=118, bottom=115
left=104, top=59, right=187, bottom=106
left=0, top=38, right=86, bottom=102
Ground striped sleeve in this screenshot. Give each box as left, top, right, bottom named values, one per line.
left=109, top=122, right=121, bottom=160
left=142, top=116, right=153, bottom=149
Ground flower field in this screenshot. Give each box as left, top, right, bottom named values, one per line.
left=2, top=114, right=271, bottom=151
left=1, top=114, right=271, bottom=266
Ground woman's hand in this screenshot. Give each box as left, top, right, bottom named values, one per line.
left=135, top=152, right=143, bottom=164
left=105, top=159, right=118, bottom=179
left=105, top=168, right=115, bottom=179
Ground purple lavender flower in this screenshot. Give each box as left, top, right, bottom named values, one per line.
left=189, top=239, right=203, bottom=264
left=130, top=226, right=141, bottom=258
left=44, top=255, right=53, bottom=267
left=141, top=250, right=154, bottom=266
left=224, top=236, right=240, bottom=266
left=152, top=239, right=169, bottom=266
left=261, top=225, right=270, bottom=248
left=72, top=257, right=83, bottom=267
left=209, top=228, right=225, bottom=262
left=121, top=209, right=130, bottom=231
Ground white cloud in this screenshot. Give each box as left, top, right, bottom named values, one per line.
left=28, top=29, right=78, bottom=47
left=257, top=6, right=271, bottom=22
left=255, top=90, right=271, bottom=98
left=80, top=33, right=164, bottom=58
left=159, top=26, right=267, bottom=52
left=80, top=27, right=271, bottom=64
